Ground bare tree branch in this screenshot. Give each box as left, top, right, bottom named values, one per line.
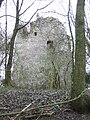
left=14, top=100, right=35, bottom=120
left=0, top=15, right=26, bottom=23
left=41, top=10, right=67, bottom=17
left=68, top=0, right=75, bottom=73
left=18, top=0, right=54, bottom=30
left=19, top=0, right=24, bottom=12
left=0, top=15, right=16, bottom=19
left=0, top=89, right=86, bottom=117
left=12, top=0, right=16, bottom=6
left=0, top=56, right=5, bottom=66
left=0, top=0, right=4, bottom=7
left=19, top=0, right=37, bottom=16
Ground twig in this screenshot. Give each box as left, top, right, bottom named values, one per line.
left=18, top=0, right=54, bottom=30
left=0, top=107, right=9, bottom=110
left=35, top=109, right=43, bottom=120
left=13, top=100, right=35, bottom=120
left=19, top=0, right=36, bottom=16
left=21, top=111, right=54, bottom=119
left=0, top=89, right=86, bottom=117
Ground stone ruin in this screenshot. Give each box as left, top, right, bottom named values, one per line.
left=12, top=17, right=72, bottom=89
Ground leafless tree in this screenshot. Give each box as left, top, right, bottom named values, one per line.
left=0, top=0, right=54, bottom=86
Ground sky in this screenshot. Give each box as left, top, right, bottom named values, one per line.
left=0, top=0, right=90, bottom=35
left=0, top=0, right=78, bottom=36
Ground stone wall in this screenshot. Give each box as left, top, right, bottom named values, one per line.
left=12, top=17, right=72, bottom=89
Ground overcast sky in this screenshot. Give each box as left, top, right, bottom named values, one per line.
left=0, top=0, right=90, bottom=35
left=0, top=0, right=77, bottom=35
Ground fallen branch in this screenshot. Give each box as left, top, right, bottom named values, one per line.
left=21, top=111, right=54, bottom=119
left=0, top=89, right=86, bottom=118
left=13, top=100, right=35, bottom=120
left=0, top=107, right=9, bottom=110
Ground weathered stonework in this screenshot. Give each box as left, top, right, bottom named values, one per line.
left=12, top=17, right=71, bottom=89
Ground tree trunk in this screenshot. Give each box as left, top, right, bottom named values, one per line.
left=71, top=0, right=86, bottom=112
left=0, top=0, right=4, bottom=7
left=3, top=0, right=19, bottom=86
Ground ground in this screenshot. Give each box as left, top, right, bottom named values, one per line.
left=0, top=87, right=90, bottom=120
